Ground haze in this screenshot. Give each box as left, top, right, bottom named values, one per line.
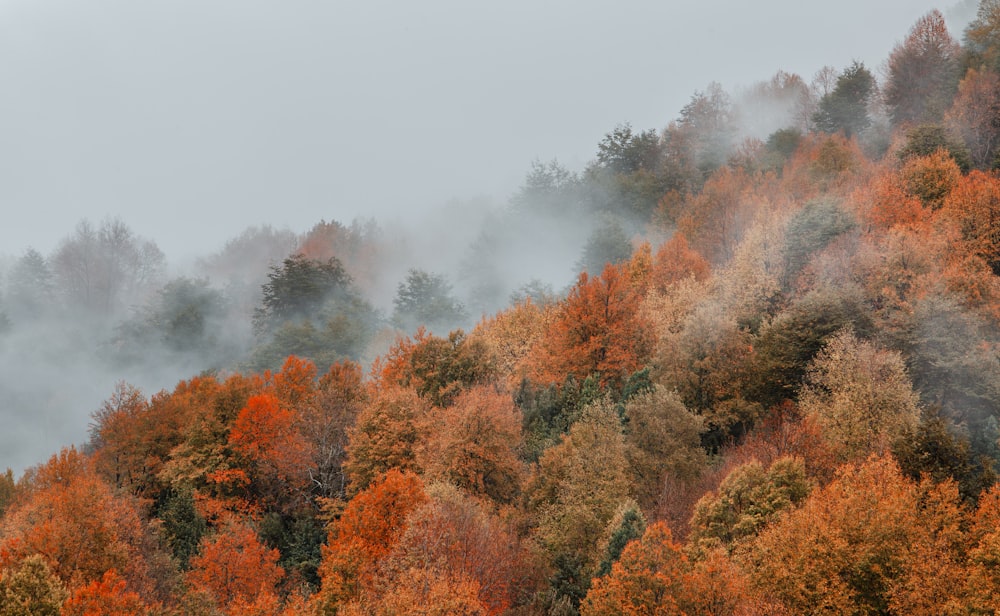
left=0, top=0, right=962, bottom=260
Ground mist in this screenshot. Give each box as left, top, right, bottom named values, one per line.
left=0, top=0, right=974, bottom=473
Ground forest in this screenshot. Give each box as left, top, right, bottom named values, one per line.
left=6, top=4, right=1000, bottom=615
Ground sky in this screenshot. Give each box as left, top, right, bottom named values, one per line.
left=0, top=0, right=972, bottom=261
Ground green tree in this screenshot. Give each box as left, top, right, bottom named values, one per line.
left=812, top=61, right=875, bottom=137
left=392, top=269, right=468, bottom=334
left=158, top=488, right=208, bottom=569
left=252, top=254, right=353, bottom=335
left=897, top=123, right=973, bottom=170
left=576, top=214, right=633, bottom=275
left=689, top=457, right=812, bottom=555
left=967, top=0, right=1000, bottom=71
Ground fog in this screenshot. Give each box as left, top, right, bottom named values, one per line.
left=0, top=0, right=974, bottom=473
left=1, top=0, right=958, bottom=259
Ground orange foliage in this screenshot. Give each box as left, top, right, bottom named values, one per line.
left=943, top=170, right=1000, bottom=276
left=266, top=355, right=318, bottom=409
left=419, top=385, right=524, bottom=504
left=0, top=448, right=158, bottom=598
left=528, top=263, right=653, bottom=390
left=852, top=167, right=928, bottom=231
left=186, top=520, right=284, bottom=611
left=468, top=299, right=554, bottom=389
left=343, top=384, right=428, bottom=493
left=676, top=166, right=759, bottom=263
left=384, top=484, right=532, bottom=615
left=650, top=232, right=711, bottom=291
left=229, top=394, right=313, bottom=492
left=582, top=522, right=756, bottom=615
left=780, top=132, right=870, bottom=200
left=62, top=569, right=149, bottom=616
left=317, top=469, right=427, bottom=611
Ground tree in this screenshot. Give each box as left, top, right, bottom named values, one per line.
left=943, top=170, right=1000, bottom=275
left=0, top=448, right=161, bottom=596
left=622, top=387, right=706, bottom=511
left=528, top=263, right=653, bottom=391
left=187, top=520, right=284, bottom=611
left=4, top=248, right=54, bottom=321
left=228, top=393, right=314, bottom=507
left=582, top=522, right=754, bottom=616
left=689, top=457, right=811, bottom=555
left=799, top=328, right=921, bottom=460
left=50, top=218, right=164, bottom=315
left=316, top=470, right=427, bottom=612
left=343, top=385, right=428, bottom=494
left=966, top=0, right=1000, bottom=71
left=946, top=67, right=1000, bottom=168
left=812, top=61, right=875, bottom=137
left=301, top=361, right=367, bottom=500
left=526, top=401, right=631, bottom=607
left=746, top=456, right=967, bottom=615
left=896, top=123, right=972, bottom=170
left=418, top=385, right=524, bottom=504
left=381, top=483, right=532, bottom=615
left=62, top=569, right=148, bottom=616
left=392, top=269, right=468, bottom=334
left=885, top=10, right=961, bottom=127
left=576, top=214, right=633, bottom=275
left=252, top=254, right=354, bottom=336
left=0, top=555, right=67, bottom=616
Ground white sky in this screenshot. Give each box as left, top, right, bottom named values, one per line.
left=0, top=0, right=967, bottom=260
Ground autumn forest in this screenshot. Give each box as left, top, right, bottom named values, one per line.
left=6, top=5, right=1000, bottom=615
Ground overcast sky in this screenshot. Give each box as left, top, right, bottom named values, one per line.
left=0, top=0, right=971, bottom=260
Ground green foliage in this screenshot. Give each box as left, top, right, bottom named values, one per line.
left=252, top=254, right=354, bottom=335
left=689, top=457, right=811, bottom=554
left=0, top=555, right=67, bottom=616
left=248, top=254, right=378, bottom=371
left=159, top=488, right=208, bottom=570
left=575, top=215, right=633, bottom=275
left=404, top=330, right=496, bottom=407
left=595, top=501, right=647, bottom=578
left=766, top=128, right=803, bottom=159
left=5, top=248, right=54, bottom=321
left=0, top=469, right=14, bottom=518
left=623, top=386, right=706, bottom=509
left=516, top=374, right=603, bottom=461
left=896, top=124, right=972, bottom=171
left=750, top=286, right=873, bottom=408
left=966, top=0, right=1000, bottom=71
left=392, top=269, right=468, bottom=334
left=812, top=61, right=874, bottom=137
left=259, top=510, right=325, bottom=588
left=596, top=123, right=662, bottom=175
left=893, top=413, right=996, bottom=503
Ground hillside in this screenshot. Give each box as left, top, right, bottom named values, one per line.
left=4, top=5, right=1000, bottom=615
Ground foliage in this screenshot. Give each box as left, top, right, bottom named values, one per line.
left=812, top=61, right=875, bottom=137
left=689, top=457, right=811, bottom=554
left=392, top=269, right=468, bottom=334
left=884, top=10, right=961, bottom=127
left=799, top=328, right=921, bottom=460
left=0, top=555, right=67, bottom=616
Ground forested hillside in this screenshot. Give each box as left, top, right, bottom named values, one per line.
left=7, top=5, right=1000, bottom=615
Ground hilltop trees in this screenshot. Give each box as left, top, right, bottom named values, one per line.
left=885, top=10, right=961, bottom=127
left=812, top=61, right=875, bottom=137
